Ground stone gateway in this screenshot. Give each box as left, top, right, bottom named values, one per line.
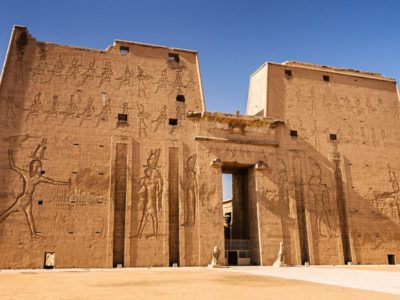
left=0, top=26, right=399, bottom=268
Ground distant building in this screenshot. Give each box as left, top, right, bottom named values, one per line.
left=0, top=26, right=399, bottom=268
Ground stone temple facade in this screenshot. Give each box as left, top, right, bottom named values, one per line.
left=0, top=26, right=399, bottom=269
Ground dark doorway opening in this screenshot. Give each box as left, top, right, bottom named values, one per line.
left=388, top=254, right=396, bottom=265
left=222, top=167, right=251, bottom=266
left=228, top=251, right=238, bottom=265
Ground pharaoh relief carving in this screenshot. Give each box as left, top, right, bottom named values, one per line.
left=60, top=94, right=78, bottom=125
left=94, top=94, right=111, bottom=127
left=77, top=98, right=96, bottom=126
left=44, top=95, right=60, bottom=123
left=180, top=154, right=198, bottom=226
left=47, top=55, right=64, bottom=81
left=31, top=44, right=48, bottom=83
left=152, top=105, right=167, bottom=132
left=116, top=65, right=133, bottom=89
left=78, top=60, right=96, bottom=86
left=366, top=164, right=400, bottom=224
left=64, top=58, right=80, bottom=82
left=154, top=68, right=169, bottom=94
left=136, top=66, right=152, bottom=98
left=98, top=62, right=113, bottom=87
left=135, top=149, right=164, bottom=238
left=4, top=94, right=19, bottom=128
left=137, top=103, right=150, bottom=138
left=0, top=136, right=70, bottom=238
left=24, top=92, right=43, bottom=122
left=308, top=157, right=336, bottom=238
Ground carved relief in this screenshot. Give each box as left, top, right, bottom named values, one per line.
left=31, top=44, right=48, bottom=83
left=152, top=105, right=167, bottom=132
left=64, top=58, right=80, bottom=81
left=0, top=138, right=70, bottom=238
left=115, top=65, right=133, bottom=89
left=77, top=98, right=95, bottom=126
left=25, top=92, right=43, bottom=122
left=154, top=68, right=168, bottom=93
left=95, top=94, right=111, bottom=127
left=98, top=62, right=113, bottom=87
left=367, top=165, right=400, bottom=224
left=79, top=60, right=96, bottom=86
left=47, top=55, right=64, bottom=81
left=135, top=149, right=163, bottom=238
left=44, top=95, right=60, bottom=123
left=60, top=94, right=78, bottom=124
left=308, top=157, right=335, bottom=238
left=180, top=154, right=198, bottom=225
left=137, top=66, right=151, bottom=98
left=137, top=103, right=149, bottom=137
left=4, top=94, right=18, bottom=128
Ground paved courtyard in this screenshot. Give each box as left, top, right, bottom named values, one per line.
left=0, top=266, right=399, bottom=300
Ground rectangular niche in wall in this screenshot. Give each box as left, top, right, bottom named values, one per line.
left=44, top=252, right=55, bottom=269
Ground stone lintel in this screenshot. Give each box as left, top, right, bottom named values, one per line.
left=194, top=136, right=279, bottom=147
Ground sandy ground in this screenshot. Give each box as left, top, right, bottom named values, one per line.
left=0, top=267, right=399, bottom=300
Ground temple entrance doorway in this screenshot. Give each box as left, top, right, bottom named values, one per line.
left=222, top=166, right=251, bottom=266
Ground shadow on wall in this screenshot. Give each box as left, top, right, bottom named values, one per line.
left=260, top=125, right=400, bottom=265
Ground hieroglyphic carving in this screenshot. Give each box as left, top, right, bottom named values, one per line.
left=4, top=95, right=18, bottom=128
left=154, top=68, right=168, bottom=93
left=367, top=165, right=400, bottom=224
left=64, top=58, right=80, bottom=81
left=47, top=55, right=64, bottom=81
left=60, top=94, right=78, bottom=124
left=77, top=98, right=95, bottom=126
left=0, top=138, right=70, bottom=238
left=308, top=120, right=320, bottom=150
left=115, top=65, right=133, bottom=89
left=180, top=154, right=198, bottom=225
left=25, top=92, right=43, bottom=122
left=172, top=70, right=184, bottom=94
left=365, top=97, right=376, bottom=114
left=79, top=60, right=96, bottom=86
left=176, top=101, right=185, bottom=122
left=95, top=94, right=111, bottom=127
left=152, top=105, right=167, bottom=132
left=308, top=157, right=335, bottom=238
left=98, top=62, right=113, bottom=87
left=137, top=103, right=149, bottom=137
left=44, top=95, right=60, bottom=123
left=137, top=66, right=151, bottom=98
left=31, top=44, right=48, bottom=83
left=135, top=149, right=163, bottom=238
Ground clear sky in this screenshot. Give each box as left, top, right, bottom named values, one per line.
left=0, top=0, right=399, bottom=114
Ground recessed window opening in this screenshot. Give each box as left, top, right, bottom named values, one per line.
left=38, top=200, right=44, bottom=205
left=118, top=114, right=128, bottom=122
left=388, top=254, right=396, bottom=265
left=169, top=118, right=178, bottom=126
left=290, top=130, right=298, bottom=137
left=330, top=134, right=337, bottom=141
left=119, top=46, right=129, bottom=54
left=285, top=69, right=292, bottom=78
left=41, top=170, right=46, bottom=175
left=176, top=95, right=185, bottom=102
left=168, top=53, right=180, bottom=63
left=323, top=75, right=330, bottom=82
left=168, top=119, right=178, bottom=126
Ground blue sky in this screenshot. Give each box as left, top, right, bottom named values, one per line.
left=1, top=0, right=399, bottom=114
